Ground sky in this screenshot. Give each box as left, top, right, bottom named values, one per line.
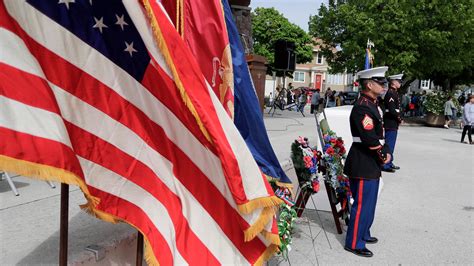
left=250, top=0, right=327, bottom=32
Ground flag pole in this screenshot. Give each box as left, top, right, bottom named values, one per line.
left=136, top=231, right=144, bottom=266
left=59, top=183, right=69, bottom=266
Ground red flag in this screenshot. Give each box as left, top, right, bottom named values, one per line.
left=162, top=0, right=234, bottom=117
left=0, top=0, right=279, bottom=264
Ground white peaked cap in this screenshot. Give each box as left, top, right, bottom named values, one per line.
left=388, top=74, right=403, bottom=80
left=357, top=66, right=388, bottom=79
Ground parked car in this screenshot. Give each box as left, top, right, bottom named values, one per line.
left=340, top=91, right=359, bottom=105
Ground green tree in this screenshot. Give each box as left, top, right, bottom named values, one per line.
left=252, top=7, right=314, bottom=74
left=309, top=0, right=474, bottom=90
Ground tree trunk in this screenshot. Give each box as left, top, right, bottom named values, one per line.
left=442, top=78, right=451, bottom=91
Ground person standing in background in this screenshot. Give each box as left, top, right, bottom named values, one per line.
left=461, top=95, right=474, bottom=144
left=287, top=82, right=294, bottom=106
left=310, top=89, right=321, bottom=114
left=444, top=96, right=456, bottom=129
left=382, top=74, right=403, bottom=173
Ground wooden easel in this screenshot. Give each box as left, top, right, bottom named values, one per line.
left=314, top=110, right=349, bottom=234
left=292, top=109, right=349, bottom=234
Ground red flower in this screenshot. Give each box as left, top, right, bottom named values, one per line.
left=312, top=180, right=320, bottom=192
left=330, top=138, right=337, bottom=144
left=326, top=147, right=335, bottom=155
left=303, top=156, right=313, bottom=168
left=339, top=147, right=346, bottom=155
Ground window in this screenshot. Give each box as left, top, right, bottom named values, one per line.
left=316, top=53, right=323, bottom=64
left=421, top=80, right=430, bottom=89
left=327, top=74, right=344, bottom=85
left=293, top=71, right=305, bottom=82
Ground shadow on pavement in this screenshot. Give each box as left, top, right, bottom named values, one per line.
left=0, top=180, right=30, bottom=194
left=300, top=209, right=347, bottom=248
left=441, top=138, right=463, bottom=143
left=17, top=211, right=134, bottom=265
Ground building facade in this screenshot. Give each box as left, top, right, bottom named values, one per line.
left=265, top=40, right=354, bottom=97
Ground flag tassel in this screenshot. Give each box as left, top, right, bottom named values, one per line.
left=254, top=244, right=279, bottom=266
left=237, top=195, right=283, bottom=214
left=243, top=207, right=280, bottom=245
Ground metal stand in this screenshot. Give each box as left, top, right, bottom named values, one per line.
left=0, top=171, right=56, bottom=196
left=266, top=71, right=305, bottom=117
left=291, top=186, right=332, bottom=266
left=0, top=171, right=19, bottom=196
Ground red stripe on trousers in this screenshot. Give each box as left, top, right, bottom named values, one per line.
left=0, top=127, right=84, bottom=179
left=88, top=186, right=175, bottom=265
left=352, top=179, right=364, bottom=249
left=66, top=122, right=220, bottom=265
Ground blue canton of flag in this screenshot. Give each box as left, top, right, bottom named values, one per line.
left=27, top=0, right=150, bottom=81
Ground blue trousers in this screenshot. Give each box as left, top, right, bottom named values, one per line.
left=383, top=130, right=398, bottom=169
left=345, top=178, right=379, bottom=249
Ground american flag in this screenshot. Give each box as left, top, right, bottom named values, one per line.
left=0, top=0, right=281, bottom=264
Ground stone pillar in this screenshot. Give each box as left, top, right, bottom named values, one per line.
left=229, top=1, right=268, bottom=110
left=246, top=54, right=268, bottom=110
left=229, top=0, right=253, bottom=53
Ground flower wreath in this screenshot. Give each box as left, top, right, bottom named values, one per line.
left=276, top=203, right=297, bottom=259
left=322, top=131, right=351, bottom=215
left=290, top=136, right=320, bottom=194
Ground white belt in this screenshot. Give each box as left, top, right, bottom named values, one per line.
left=385, top=109, right=400, bottom=112
left=353, top=137, right=385, bottom=145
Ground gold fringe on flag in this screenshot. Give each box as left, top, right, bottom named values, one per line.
left=243, top=207, right=280, bottom=245
left=0, top=155, right=99, bottom=207
left=254, top=244, right=279, bottom=266
left=179, top=0, right=184, bottom=38
left=236, top=195, right=283, bottom=214
left=260, top=229, right=282, bottom=246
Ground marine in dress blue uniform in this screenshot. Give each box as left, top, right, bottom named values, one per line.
left=382, top=74, right=403, bottom=172
left=343, top=67, right=391, bottom=257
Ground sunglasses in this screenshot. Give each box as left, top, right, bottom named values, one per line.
left=371, top=78, right=387, bottom=86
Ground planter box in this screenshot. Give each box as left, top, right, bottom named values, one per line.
left=425, top=112, right=445, bottom=127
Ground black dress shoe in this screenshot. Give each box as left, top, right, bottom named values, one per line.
left=344, top=246, right=373, bottom=257
left=365, top=237, right=378, bottom=244
left=391, top=165, right=400, bottom=170
left=382, top=168, right=396, bottom=173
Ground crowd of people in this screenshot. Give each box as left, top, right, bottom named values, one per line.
left=269, top=84, right=473, bottom=146
left=268, top=84, right=353, bottom=115
left=444, top=94, right=474, bottom=144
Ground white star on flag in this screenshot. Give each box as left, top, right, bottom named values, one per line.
left=58, top=0, right=75, bottom=10
left=124, top=41, right=137, bottom=57
left=115, top=14, right=129, bottom=31
left=93, top=17, right=108, bottom=34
